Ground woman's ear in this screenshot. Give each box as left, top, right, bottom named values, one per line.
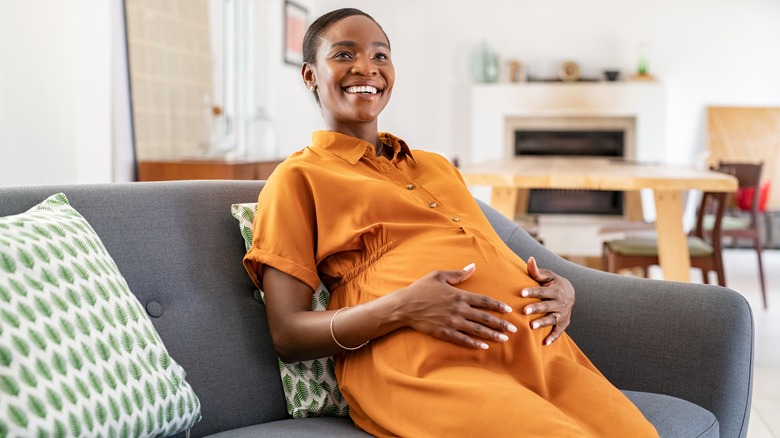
left=302, top=63, right=315, bottom=89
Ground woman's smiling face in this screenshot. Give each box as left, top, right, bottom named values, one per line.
left=303, top=15, right=395, bottom=135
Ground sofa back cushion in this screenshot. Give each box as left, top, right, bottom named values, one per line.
left=0, top=181, right=287, bottom=437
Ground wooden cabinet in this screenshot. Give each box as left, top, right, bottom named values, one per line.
left=137, top=159, right=283, bottom=182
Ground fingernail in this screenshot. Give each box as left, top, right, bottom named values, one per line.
left=521, top=289, right=529, bottom=297
left=498, top=333, right=509, bottom=342
left=545, top=339, right=553, bottom=346
left=532, top=321, right=540, bottom=329
left=479, top=342, right=489, bottom=350
left=502, top=304, right=512, bottom=313
left=462, top=262, right=476, bottom=272
left=524, top=307, right=533, bottom=315
left=507, top=324, right=517, bottom=333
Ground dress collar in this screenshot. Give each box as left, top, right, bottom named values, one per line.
left=309, top=130, right=416, bottom=165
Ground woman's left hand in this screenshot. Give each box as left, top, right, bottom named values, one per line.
left=520, top=257, right=574, bottom=346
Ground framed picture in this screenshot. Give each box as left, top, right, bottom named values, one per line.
left=283, top=0, right=307, bottom=66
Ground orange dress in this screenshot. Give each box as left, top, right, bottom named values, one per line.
left=244, top=131, right=657, bottom=437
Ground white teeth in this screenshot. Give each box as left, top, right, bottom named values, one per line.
left=345, top=85, right=378, bottom=94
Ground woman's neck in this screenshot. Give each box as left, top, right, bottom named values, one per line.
left=325, top=123, right=380, bottom=151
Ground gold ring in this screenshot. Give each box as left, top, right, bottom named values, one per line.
left=551, top=313, right=560, bottom=325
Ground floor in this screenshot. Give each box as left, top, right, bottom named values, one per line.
left=727, top=249, right=780, bottom=438
left=537, top=216, right=780, bottom=437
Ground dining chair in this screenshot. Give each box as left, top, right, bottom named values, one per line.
left=709, top=161, right=768, bottom=308
left=602, top=191, right=728, bottom=286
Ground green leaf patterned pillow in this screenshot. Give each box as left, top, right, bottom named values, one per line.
left=230, top=202, right=349, bottom=418
left=0, top=193, right=201, bottom=437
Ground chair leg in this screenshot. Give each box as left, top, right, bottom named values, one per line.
left=715, top=267, right=726, bottom=288
left=755, top=235, right=768, bottom=309
left=714, top=256, right=727, bottom=288
left=602, top=245, right=614, bottom=273
left=764, top=211, right=773, bottom=250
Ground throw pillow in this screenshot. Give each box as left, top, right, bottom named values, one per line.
left=0, top=193, right=201, bottom=437
left=230, top=202, right=348, bottom=418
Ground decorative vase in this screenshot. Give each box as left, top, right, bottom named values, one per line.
left=471, top=41, right=500, bottom=83
left=246, top=107, right=280, bottom=159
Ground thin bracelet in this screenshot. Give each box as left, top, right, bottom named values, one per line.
left=330, top=307, right=369, bottom=351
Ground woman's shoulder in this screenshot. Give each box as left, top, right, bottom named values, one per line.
left=411, top=149, right=451, bottom=162
left=270, top=147, right=331, bottom=176
left=409, top=149, right=459, bottom=171
left=263, top=146, right=345, bottom=193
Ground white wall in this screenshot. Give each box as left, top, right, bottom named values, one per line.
left=75, top=0, right=112, bottom=184
left=3, top=0, right=778, bottom=188
left=260, top=0, right=323, bottom=156
left=314, top=0, right=780, bottom=166
left=0, top=0, right=112, bottom=187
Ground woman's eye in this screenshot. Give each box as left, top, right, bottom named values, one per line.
left=374, top=52, right=389, bottom=60
left=334, top=52, right=352, bottom=59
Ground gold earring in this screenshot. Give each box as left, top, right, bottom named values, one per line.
left=309, top=85, right=317, bottom=92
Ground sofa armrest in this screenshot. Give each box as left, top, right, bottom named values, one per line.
left=478, top=200, right=754, bottom=438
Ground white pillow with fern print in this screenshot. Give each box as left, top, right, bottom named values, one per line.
left=230, top=202, right=349, bottom=418
left=0, top=193, right=201, bottom=437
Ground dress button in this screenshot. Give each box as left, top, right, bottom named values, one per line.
left=406, top=184, right=415, bottom=190
left=451, top=217, right=460, bottom=222
left=429, top=201, right=438, bottom=208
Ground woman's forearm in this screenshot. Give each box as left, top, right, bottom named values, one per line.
left=264, top=265, right=519, bottom=362
left=277, top=293, right=412, bottom=362
left=262, top=266, right=408, bottom=362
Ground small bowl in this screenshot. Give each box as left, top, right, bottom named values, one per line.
left=604, top=70, right=620, bottom=81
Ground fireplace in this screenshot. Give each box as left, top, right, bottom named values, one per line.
left=514, top=130, right=624, bottom=157
left=508, top=116, right=635, bottom=215
left=467, top=82, right=666, bottom=221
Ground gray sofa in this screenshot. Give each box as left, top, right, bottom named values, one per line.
left=0, top=180, right=753, bottom=437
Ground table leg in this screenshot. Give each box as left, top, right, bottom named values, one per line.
left=490, top=186, right=519, bottom=219
left=653, top=190, right=691, bottom=282
left=515, top=189, right=530, bottom=215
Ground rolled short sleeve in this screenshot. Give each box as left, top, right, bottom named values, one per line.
left=242, top=163, right=322, bottom=292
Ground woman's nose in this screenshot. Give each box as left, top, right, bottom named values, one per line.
left=351, top=58, right=376, bottom=75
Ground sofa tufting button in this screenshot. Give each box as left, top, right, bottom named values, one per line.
left=146, top=301, right=163, bottom=318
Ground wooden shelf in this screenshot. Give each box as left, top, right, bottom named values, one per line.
left=137, top=159, right=283, bottom=181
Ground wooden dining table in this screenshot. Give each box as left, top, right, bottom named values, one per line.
left=459, top=156, right=738, bottom=282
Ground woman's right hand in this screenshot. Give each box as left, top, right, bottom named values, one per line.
left=396, top=264, right=517, bottom=349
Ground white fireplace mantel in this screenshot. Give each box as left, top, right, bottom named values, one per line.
left=469, top=82, right=666, bottom=165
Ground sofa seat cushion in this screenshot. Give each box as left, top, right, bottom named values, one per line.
left=204, top=417, right=370, bottom=437
left=203, top=390, right=716, bottom=438
left=624, top=390, right=719, bottom=437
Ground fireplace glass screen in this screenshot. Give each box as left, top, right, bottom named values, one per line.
left=515, top=129, right=625, bottom=215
